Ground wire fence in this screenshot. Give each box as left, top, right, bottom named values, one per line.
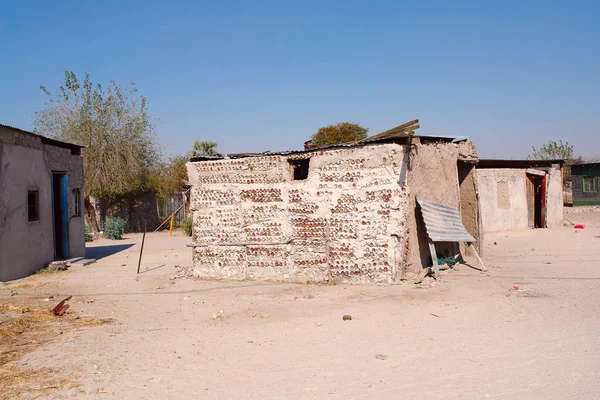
left=158, top=191, right=189, bottom=228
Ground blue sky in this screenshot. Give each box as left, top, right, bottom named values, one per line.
left=1, top=0, right=598, bottom=158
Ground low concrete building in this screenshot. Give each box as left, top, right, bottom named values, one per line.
left=0, top=124, right=86, bottom=281
left=476, top=159, right=564, bottom=233
left=571, top=163, right=600, bottom=206
left=186, top=123, right=481, bottom=284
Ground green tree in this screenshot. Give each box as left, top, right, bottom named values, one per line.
left=528, top=140, right=576, bottom=161
left=529, top=140, right=581, bottom=190
left=311, top=122, right=368, bottom=149
left=189, top=140, right=219, bottom=157
left=155, top=155, right=189, bottom=201
left=34, top=71, right=159, bottom=227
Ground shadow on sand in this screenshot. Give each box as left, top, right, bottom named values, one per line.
left=86, top=243, right=135, bottom=260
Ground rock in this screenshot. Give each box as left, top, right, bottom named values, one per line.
left=414, top=267, right=431, bottom=284
left=375, top=354, right=388, bottom=360
left=342, top=315, right=352, bottom=321
left=10, top=291, right=17, bottom=296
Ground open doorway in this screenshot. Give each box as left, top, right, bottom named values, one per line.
left=52, top=172, right=69, bottom=259
left=526, top=173, right=547, bottom=228
left=457, top=161, right=481, bottom=253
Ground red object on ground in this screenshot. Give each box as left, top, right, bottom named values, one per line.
left=574, top=224, right=585, bottom=229
left=52, top=295, right=72, bottom=316
left=513, top=286, right=519, bottom=291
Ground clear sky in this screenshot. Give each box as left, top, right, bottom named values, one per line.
left=1, top=0, right=598, bottom=159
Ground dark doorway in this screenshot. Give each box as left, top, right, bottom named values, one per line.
left=526, top=173, right=546, bottom=228
left=289, top=158, right=310, bottom=181
left=457, top=161, right=480, bottom=253
left=52, top=172, right=69, bottom=259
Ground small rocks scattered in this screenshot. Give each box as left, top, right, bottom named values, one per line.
left=212, top=310, right=225, bottom=320
left=375, top=354, right=388, bottom=360
left=342, top=314, right=352, bottom=321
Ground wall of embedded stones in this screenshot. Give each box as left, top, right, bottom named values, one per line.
left=187, top=143, right=410, bottom=284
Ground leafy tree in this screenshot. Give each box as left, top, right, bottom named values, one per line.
left=529, top=140, right=581, bottom=190
left=311, top=122, right=368, bottom=148
left=155, top=155, right=189, bottom=200
left=189, top=140, right=219, bottom=157
left=528, top=140, right=576, bottom=161
left=34, top=71, right=159, bottom=227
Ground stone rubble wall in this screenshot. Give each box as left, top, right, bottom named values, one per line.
left=187, top=143, right=410, bottom=284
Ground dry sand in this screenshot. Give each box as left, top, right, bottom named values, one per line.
left=1, top=210, right=599, bottom=399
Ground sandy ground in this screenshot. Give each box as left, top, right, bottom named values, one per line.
left=1, top=210, right=600, bottom=400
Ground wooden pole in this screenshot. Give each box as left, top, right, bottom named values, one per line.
left=468, top=243, right=487, bottom=272
left=137, top=220, right=146, bottom=274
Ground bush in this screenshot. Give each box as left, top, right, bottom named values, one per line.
left=103, top=217, right=126, bottom=240
left=183, top=217, right=193, bottom=237
left=84, top=224, right=94, bottom=242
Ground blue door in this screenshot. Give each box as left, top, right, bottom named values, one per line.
left=52, top=172, right=69, bottom=259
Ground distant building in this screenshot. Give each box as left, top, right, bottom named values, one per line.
left=571, top=163, right=600, bottom=206
left=476, top=159, right=564, bottom=233
left=0, top=124, right=86, bottom=281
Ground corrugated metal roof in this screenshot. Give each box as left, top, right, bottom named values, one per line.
left=0, top=123, right=85, bottom=150
left=417, top=198, right=475, bottom=243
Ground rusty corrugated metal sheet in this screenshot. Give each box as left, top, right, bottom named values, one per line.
left=417, top=198, right=476, bottom=243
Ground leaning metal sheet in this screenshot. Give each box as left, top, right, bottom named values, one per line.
left=417, top=198, right=476, bottom=243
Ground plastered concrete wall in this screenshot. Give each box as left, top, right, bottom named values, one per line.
left=187, top=144, right=409, bottom=284
left=545, top=166, right=564, bottom=227
left=477, top=167, right=564, bottom=233
left=0, top=127, right=85, bottom=281
left=476, top=169, right=529, bottom=233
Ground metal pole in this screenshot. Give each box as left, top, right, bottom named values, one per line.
left=153, top=203, right=186, bottom=232
left=137, top=220, right=146, bottom=274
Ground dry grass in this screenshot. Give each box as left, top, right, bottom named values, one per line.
left=5, top=279, right=59, bottom=290
left=0, top=364, right=75, bottom=400
left=0, top=299, right=114, bottom=399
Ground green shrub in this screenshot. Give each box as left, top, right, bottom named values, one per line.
left=103, top=217, right=126, bottom=240
left=183, top=217, right=193, bottom=237
left=84, top=224, right=94, bottom=242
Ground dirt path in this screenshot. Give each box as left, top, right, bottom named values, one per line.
left=2, top=212, right=600, bottom=399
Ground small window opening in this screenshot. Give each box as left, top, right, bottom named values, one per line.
left=28, top=190, right=39, bottom=221
left=73, top=189, right=81, bottom=216
left=289, top=158, right=310, bottom=181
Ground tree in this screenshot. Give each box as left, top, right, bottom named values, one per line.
left=311, top=122, right=368, bottom=149
left=155, top=155, right=189, bottom=201
left=34, top=71, right=159, bottom=227
left=529, top=140, right=580, bottom=190
left=528, top=140, right=576, bottom=161
left=189, top=140, right=219, bottom=157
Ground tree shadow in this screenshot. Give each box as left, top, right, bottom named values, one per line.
left=86, top=244, right=135, bottom=260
